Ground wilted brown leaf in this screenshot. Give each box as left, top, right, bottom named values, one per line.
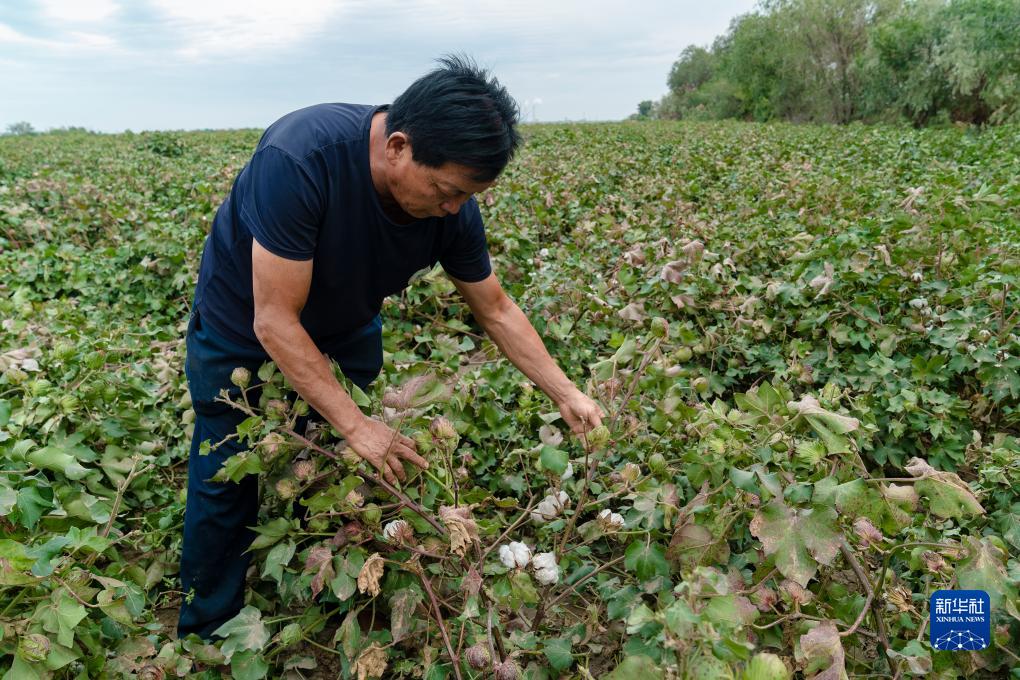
left=357, top=553, right=385, bottom=597
left=439, top=505, right=479, bottom=557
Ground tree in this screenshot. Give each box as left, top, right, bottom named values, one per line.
left=637, top=100, right=654, bottom=118
left=5, top=121, right=35, bottom=136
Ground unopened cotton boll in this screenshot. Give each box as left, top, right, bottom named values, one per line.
left=532, top=552, right=560, bottom=585
left=383, top=519, right=412, bottom=543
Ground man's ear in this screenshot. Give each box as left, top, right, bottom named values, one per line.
left=385, top=132, right=410, bottom=164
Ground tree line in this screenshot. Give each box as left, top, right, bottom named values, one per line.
left=639, top=0, right=1019, bottom=126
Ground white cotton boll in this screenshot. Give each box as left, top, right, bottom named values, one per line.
left=598, top=509, right=625, bottom=530
left=561, top=461, right=574, bottom=481
left=532, top=552, right=560, bottom=585
left=498, top=545, right=516, bottom=569
left=509, top=541, right=532, bottom=567
left=499, top=542, right=532, bottom=569
left=531, top=490, right=569, bottom=524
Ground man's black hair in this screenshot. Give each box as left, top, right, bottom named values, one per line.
left=386, top=54, right=522, bottom=182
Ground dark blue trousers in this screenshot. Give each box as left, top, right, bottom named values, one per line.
left=176, top=307, right=382, bottom=640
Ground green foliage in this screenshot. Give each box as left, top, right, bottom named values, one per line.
left=649, top=0, right=1020, bottom=125
left=0, top=120, right=1017, bottom=678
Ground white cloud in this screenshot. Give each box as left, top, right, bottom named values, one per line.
left=0, top=21, right=117, bottom=51
left=38, top=0, right=119, bottom=23
left=148, top=0, right=345, bottom=60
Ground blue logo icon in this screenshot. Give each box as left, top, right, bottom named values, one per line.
left=930, top=590, right=990, bottom=651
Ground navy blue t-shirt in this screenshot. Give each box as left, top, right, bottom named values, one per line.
left=193, top=103, right=492, bottom=349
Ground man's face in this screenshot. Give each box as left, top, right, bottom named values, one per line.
left=386, top=136, right=495, bottom=219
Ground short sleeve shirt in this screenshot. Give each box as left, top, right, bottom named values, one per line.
left=193, top=103, right=492, bottom=349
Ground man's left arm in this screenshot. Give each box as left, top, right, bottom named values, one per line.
left=450, top=273, right=604, bottom=435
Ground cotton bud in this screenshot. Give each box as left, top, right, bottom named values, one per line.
left=137, top=666, right=166, bottom=680
left=258, top=432, right=288, bottom=462
left=465, top=644, right=491, bottom=670
left=292, top=459, right=316, bottom=481
left=498, top=541, right=532, bottom=569
left=18, top=634, right=50, bottom=663
left=532, top=552, right=560, bottom=585
left=620, top=462, right=641, bottom=484
left=340, top=446, right=362, bottom=467
left=922, top=550, right=947, bottom=573
left=430, top=416, right=459, bottom=444
left=911, top=271, right=923, bottom=283
left=265, top=399, right=289, bottom=420
left=383, top=519, right=413, bottom=544
left=275, top=478, right=299, bottom=500
left=598, top=508, right=625, bottom=530
left=853, top=517, right=884, bottom=547
left=494, top=659, right=520, bottom=680
left=230, top=366, right=251, bottom=388
left=584, top=425, right=610, bottom=449
left=531, top=490, right=569, bottom=524
left=780, top=579, right=813, bottom=605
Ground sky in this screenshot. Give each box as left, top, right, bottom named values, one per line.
left=0, top=0, right=759, bottom=132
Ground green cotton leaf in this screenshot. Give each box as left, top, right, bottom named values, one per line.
left=389, top=588, right=423, bottom=642
left=624, top=540, right=670, bottom=582
left=905, top=457, right=984, bottom=519
left=603, top=655, right=664, bottom=680
left=0, top=399, right=10, bottom=427
left=0, top=484, right=16, bottom=516
left=833, top=479, right=911, bottom=534
left=613, top=337, right=638, bottom=365
left=786, top=395, right=860, bottom=454
left=212, top=451, right=263, bottom=482
left=230, top=649, right=269, bottom=680
left=0, top=540, right=36, bottom=586
left=42, top=590, right=87, bottom=648
left=261, top=541, right=296, bottom=584
left=886, top=640, right=931, bottom=677
left=539, top=446, right=568, bottom=476
left=247, top=517, right=294, bottom=551
left=956, top=536, right=1017, bottom=612
left=336, top=610, right=362, bottom=660
left=743, top=652, right=792, bottom=680
left=257, top=361, right=277, bottom=383
left=510, top=570, right=540, bottom=605
left=27, top=446, right=89, bottom=480
left=750, top=500, right=841, bottom=587
left=702, top=594, right=759, bottom=626
left=543, top=637, right=573, bottom=671
left=27, top=535, right=72, bottom=577
left=212, top=606, right=270, bottom=659
left=6, top=656, right=45, bottom=680
left=97, top=588, right=134, bottom=625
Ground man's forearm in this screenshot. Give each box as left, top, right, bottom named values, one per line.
left=254, top=313, right=366, bottom=437
left=478, top=301, right=577, bottom=404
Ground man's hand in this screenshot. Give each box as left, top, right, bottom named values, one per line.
left=348, top=416, right=429, bottom=485
left=557, top=389, right=605, bottom=436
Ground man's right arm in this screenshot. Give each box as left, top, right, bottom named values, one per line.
left=251, top=239, right=427, bottom=484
